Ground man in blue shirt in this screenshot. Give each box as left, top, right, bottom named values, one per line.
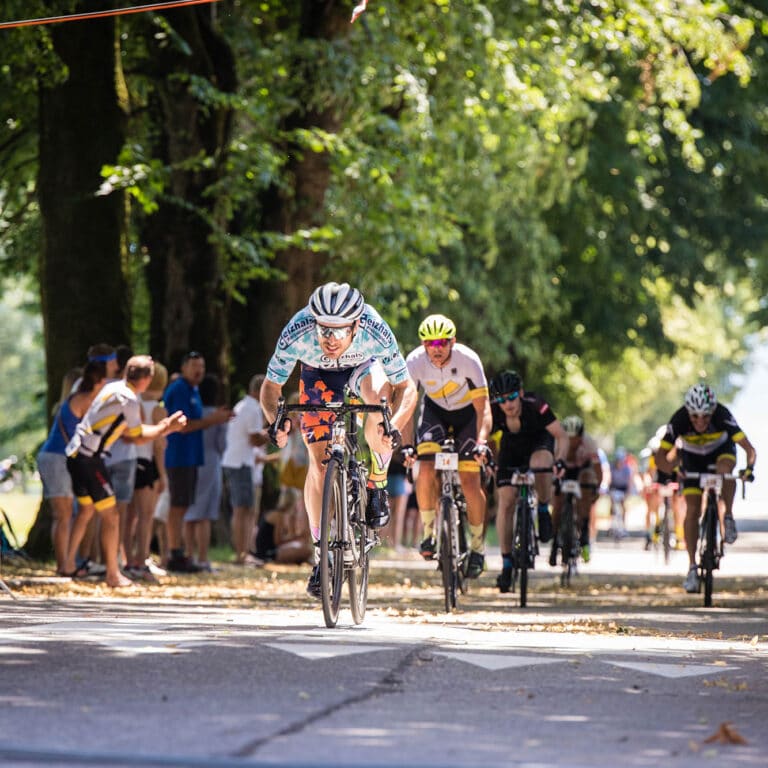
left=164, top=351, right=231, bottom=572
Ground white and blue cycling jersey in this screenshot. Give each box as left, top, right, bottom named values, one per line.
left=265, top=305, right=410, bottom=389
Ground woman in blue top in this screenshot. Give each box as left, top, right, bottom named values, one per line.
left=37, top=361, right=106, bottom=575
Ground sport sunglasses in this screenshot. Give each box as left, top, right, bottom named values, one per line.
left=424, top=339, right=451, bottom=348
left=316, top=324, right=354, bottom=340
left=493, top=391, right=519, bottom=404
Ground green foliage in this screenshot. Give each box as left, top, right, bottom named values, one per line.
left=0, top=0, right=766, bottom=453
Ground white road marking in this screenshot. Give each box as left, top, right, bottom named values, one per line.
left=433, top=652, right=566, bottom=670
left=606, top=660, right=739, bottom=678
left=266, top=642, right=391, bottom=659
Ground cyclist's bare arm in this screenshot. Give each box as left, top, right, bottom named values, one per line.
left=388, top=377, right=418, bottom=435
left=259, top=378, right=292, bottom=448
left=736, top=434, right=757, bottom=468
left=472, top=394, right=492, bottom=445
left=548, top=420, right=570, bottom=464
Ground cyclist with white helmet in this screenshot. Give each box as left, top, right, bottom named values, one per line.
left=655, top=382, right=756, bottom=593
left=401, top=314, right=492, bottom=578
left=550, top=415, right=603, bottom=566
left=260, top=282, right=418, bottom=598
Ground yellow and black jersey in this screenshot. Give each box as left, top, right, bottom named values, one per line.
left=660, top=403, right=744, bottom=457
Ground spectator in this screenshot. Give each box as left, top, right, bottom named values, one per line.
left=63, top=356, right=187, bottom=587
left=124, top=361, right=169, bottom=581
left=37, top=361, right=106, bottom=575
left=221, top=374, right=269, bottom=565
left=104, top=345, right=137, bottom=566
left=382, top=449, right=409, bottom=551
left=163, top=351, right=231, bottom=573
left=184, top=374, right=228, bottom=571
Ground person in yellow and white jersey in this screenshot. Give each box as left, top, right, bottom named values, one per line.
left=401, top=314, right=491, bottom=579
left=63, top=356, right=187, bottom=587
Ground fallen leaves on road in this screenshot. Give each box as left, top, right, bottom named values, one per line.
left=703, top=722, right=748, bottom=745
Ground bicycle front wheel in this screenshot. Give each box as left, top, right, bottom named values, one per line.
left=516, top=497, right=530, bottom=608
left=348, top=514, right=370, bottom=625
left=560, top=496, right=575, bottom=588
left=662, top=500, right=672, bottom=565
left=320, top=457, right=346, bottom=627
left=701, top=493, right=718, bottom=608
left=439, top=497, right=457, bottom=612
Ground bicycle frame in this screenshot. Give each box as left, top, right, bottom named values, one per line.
left=433, top=438, right=469, bottom=613
left=507, top=469, right=539, bottom=608
left=684, top=471, right=743, bottom=608
left=273, top=396, right=392, bottom=627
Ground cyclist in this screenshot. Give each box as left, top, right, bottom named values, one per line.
left=607, top=447, right=634, bottom=539
left=260, top=282, right=418, bottom=598
left=488, top=370, right=568, bottom=592
left=655, top=383, right=756, bottom=593
left=401, top=314, right=491, bottom=579
left=549, top=415, right=603, bottom=566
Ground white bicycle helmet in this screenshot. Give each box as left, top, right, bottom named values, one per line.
left=308, top=282, right=365, bottom=325
left=562, top=415, right=585, bottom=437
left=684, top=383, right=717, bottom=416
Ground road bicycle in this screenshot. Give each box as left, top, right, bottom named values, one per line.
left=505, top=467, right=549, bottom=607
left=273, top=396, right=393, bottom=627
left=684, top=471, right=745, bottom=608
left=553, top=477, right=582, bottom=587
left=608, top=488, right=629, bottom=541
left=656, top=480, right=679, bottom=565
left=433, top=437, right=470, bottom=613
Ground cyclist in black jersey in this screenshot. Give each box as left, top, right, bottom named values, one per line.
left=655, top=383, right=756, bottom=593
left=489, top=371, right=568, bottom=592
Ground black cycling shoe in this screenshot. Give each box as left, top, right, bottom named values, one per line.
left=496, top=567, right=514, bottom=593
left=419, top=536, right=436, bottom=560
left=537, top=506, right=553, bottom=543
left=306, top=564, right=322, bottom=599
left=466, top=550, right=485, bottom=579
left=365, top=487, right=390, bottom=528
left=548, top=544, right=558, bottom=567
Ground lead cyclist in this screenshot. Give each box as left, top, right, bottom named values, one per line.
left=260, top=282, right=418, bottom=599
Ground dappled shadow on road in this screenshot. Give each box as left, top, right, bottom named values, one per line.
left=1, top=556, right=766, bottom=644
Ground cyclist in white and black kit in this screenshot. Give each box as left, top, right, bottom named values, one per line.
left=401, top=314, right=491, bottom=579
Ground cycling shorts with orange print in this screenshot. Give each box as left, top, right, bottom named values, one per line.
left=299, top=364, right=364, bottom=444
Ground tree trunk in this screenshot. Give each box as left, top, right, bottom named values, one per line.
left=30, top=4, right=129, bottom=559
left=141, top=7, right=236, bottom=386
left=236, top=1, right=352, bottom=387
left=37, top=7, right=130, bottom=419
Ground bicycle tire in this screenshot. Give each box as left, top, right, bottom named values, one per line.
left=457, top=503, right=469, bottom=595
left=439, top=497, right=457, bottom=612
left=702, top=492, right=718, bottom=607
left=348, top=504, right=370, bottom=625
left=662, top=499, right=672, bottom=565
left=320, top=457, right=345, bottom=627
left=516, top=496, right=529, bottom=608
left=560, top=495, right=575, bottom=588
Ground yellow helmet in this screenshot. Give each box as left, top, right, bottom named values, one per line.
left=418, top=314, right=456, bottom=341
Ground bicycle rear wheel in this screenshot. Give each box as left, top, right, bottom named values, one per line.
left=439, top=498, right=457, bottom=612
left=320, top=457, right=346, bottom=627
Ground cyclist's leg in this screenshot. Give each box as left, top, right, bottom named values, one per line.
left=577, top=469, right=597, bottom=559
left=530, top=445, right=554, bottom=542
left=714, top=452, right=737, bottom=543
left=495, top=483, right=517, bottom=589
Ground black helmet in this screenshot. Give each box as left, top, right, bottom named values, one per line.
left=490, top=370, right=523, bottom=400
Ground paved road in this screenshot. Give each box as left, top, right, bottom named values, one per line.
left=0, top=526, right=766, bottom=768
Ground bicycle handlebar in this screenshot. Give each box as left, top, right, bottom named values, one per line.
left=273, top=397, right=393, bottom=436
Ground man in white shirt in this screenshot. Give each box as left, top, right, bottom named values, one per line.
left=222, top=374, right=269, bottom=564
